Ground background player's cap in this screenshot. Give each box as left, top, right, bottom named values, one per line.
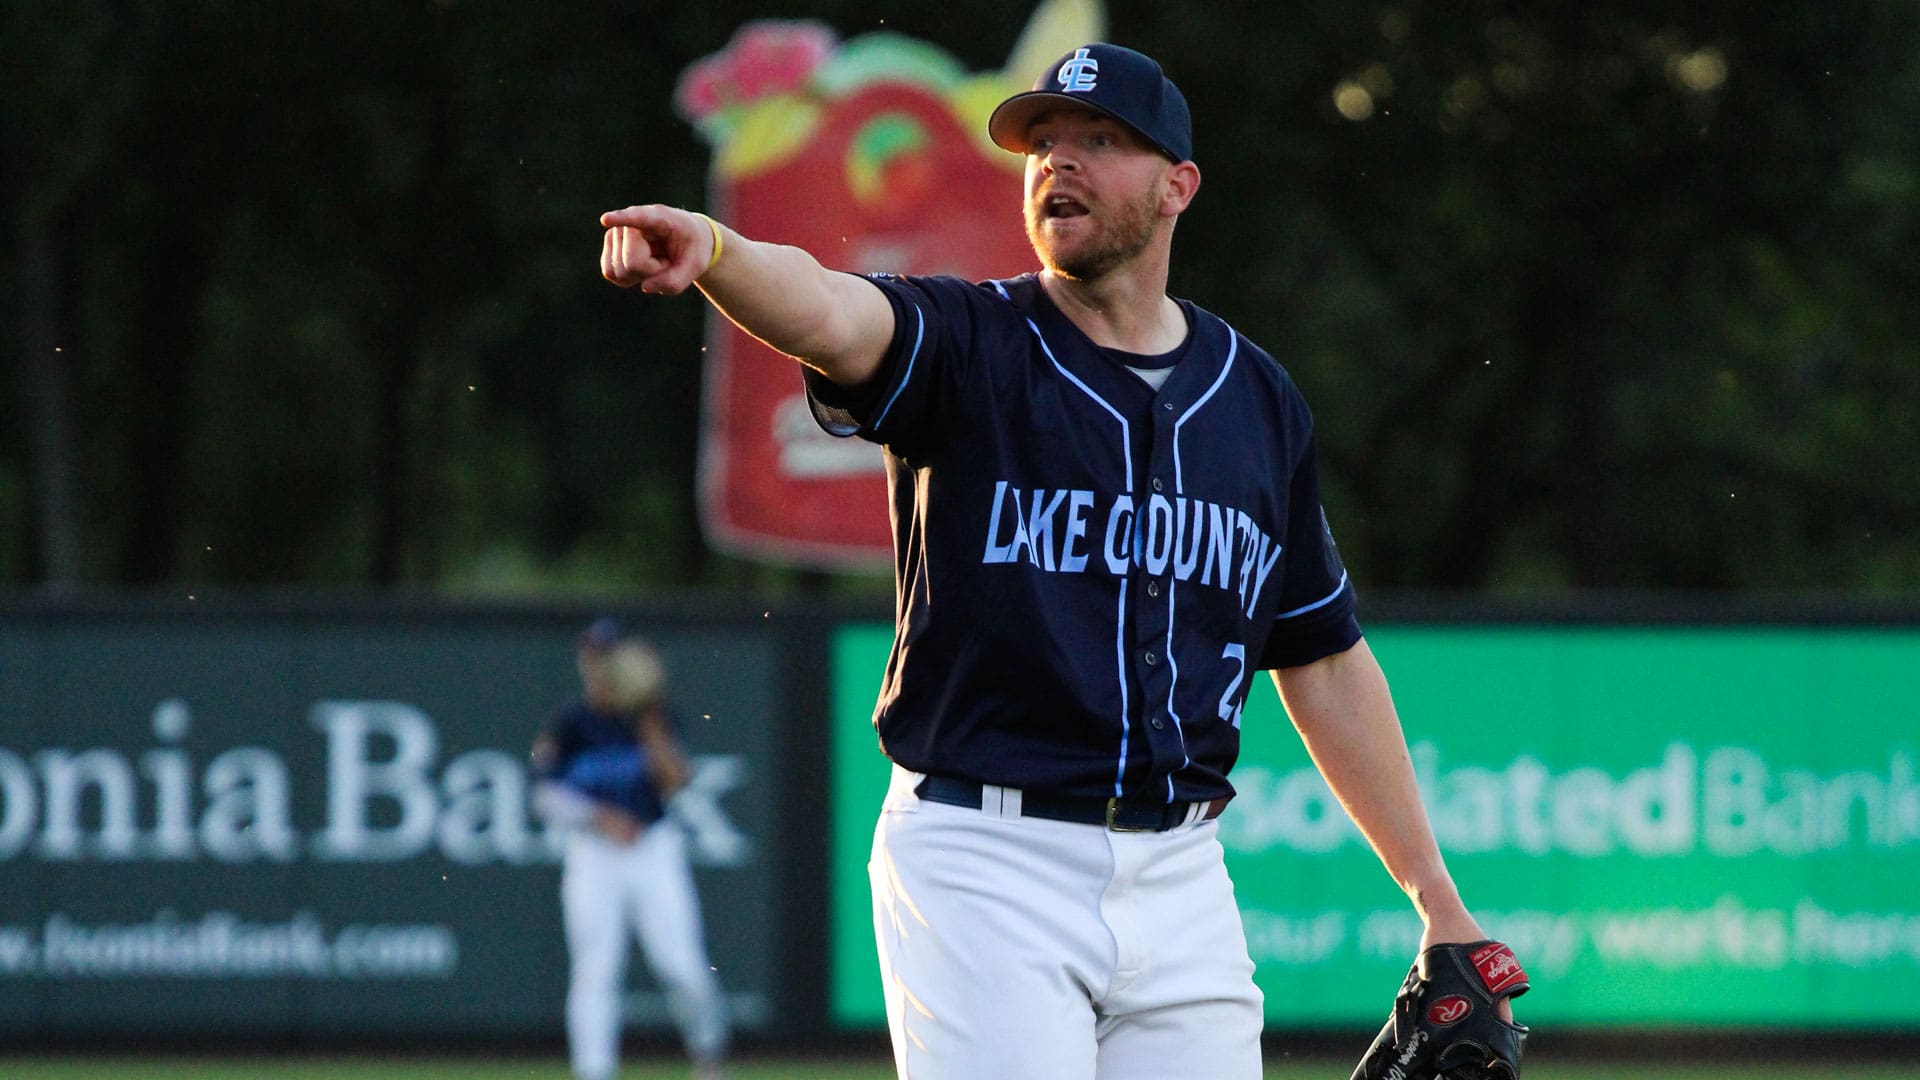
left=578, top=615, right=625, bottom=652
left=988, top=43, right=1192, bottom=164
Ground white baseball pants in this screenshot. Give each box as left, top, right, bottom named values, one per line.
left=870, top=766, right=1263, bottom=1080
left=562, top=821, right=728, bottom=1080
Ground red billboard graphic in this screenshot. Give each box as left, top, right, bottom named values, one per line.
left=677, top=8, right=1100, bottom=569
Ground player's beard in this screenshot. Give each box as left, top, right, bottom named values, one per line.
left=1025, top=180, right=1161, bottom=282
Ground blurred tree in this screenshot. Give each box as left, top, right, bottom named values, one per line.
left=1, top=0, right=1913, bottom=596
left=1157, top=0, right=1920, bottom=592
left=0, top=2, right=164, bottom=587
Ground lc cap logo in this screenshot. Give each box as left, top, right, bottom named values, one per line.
left=1056, top=46, right=1099, bottom=91
left=1426, top=995, right=1473, bottom=1026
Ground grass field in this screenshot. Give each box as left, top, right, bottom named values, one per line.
left=5, top=1057, right=1920, bottom=1080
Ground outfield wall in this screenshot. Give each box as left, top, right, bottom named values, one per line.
left=0, top=597, right=1914, bottom=1042
left=0, top=600, right=825, bottom=1042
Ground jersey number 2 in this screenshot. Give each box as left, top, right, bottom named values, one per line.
left=1218, top=643, right=1246, bottom=729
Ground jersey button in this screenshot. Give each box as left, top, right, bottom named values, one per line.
left=1146, top=580, right=1160, bottom=598
left=1151, top=477, right=1164, bottom=492
left=1151, top=716, right=1166, bottom=730
left=1144, top=650, right=1158, bottom=665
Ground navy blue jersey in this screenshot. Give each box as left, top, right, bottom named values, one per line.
left=806, top=273, right=1362, bottom=805
left=533, top=702, right=670, bottom=825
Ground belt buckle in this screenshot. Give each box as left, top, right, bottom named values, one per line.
left=1105, top=797, right=1152, bottom=833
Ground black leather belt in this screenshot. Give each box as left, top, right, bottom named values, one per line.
left=914, top=776, right=1229, bottom=833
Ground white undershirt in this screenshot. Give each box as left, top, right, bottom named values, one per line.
left=1127, top=365, right=1174, bottom=390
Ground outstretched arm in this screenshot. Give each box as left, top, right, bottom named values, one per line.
left=599, top=203, right=894, bottom=386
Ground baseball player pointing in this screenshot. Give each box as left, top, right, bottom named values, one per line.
left=605, top=42, right=1525, bottom=1080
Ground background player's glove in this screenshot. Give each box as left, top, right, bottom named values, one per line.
left=1351, top=940, right=1529, bottom=1080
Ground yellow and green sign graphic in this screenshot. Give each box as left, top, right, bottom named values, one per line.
left=682, top=0, right=1105, bottom=568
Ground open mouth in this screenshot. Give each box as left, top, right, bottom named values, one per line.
left=1044, top=194, right=1090, bottom=219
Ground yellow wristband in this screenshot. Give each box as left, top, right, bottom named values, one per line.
left=694, top=212, right=724, bottom=275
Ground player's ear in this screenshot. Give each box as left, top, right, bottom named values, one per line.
left=1161, top=160, right=1200, bottom=217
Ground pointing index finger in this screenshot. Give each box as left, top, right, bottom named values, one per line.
left=600, top=204, right=668, bottom=229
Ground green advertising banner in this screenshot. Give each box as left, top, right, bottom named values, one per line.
left=829, top=622, right=1920, bottom=1029
left=0, top=609, right=781, bottom=1039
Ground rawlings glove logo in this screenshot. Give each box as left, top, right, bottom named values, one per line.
left=1426, top=995, right=1472, bottom=1026
left=1471, top=942, right=1528, bottom=996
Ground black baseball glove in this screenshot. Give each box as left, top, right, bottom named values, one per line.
left=1351, top=939, right=1530, bottom=1080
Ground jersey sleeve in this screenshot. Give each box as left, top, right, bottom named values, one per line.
left=1257, top=419, right=1364, bottom=669
left=803, top=273, right=983, bottom=455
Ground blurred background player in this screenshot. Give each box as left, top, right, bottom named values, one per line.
left=531, top=617, right=730, bottom=1080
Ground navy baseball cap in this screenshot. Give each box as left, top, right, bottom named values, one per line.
left=989, top=43, right=1192, bottom=163
left=578, top=616, right=625, bottom=651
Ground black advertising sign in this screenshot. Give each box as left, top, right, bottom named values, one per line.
left=0, top=608, right=782, bottom=1039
